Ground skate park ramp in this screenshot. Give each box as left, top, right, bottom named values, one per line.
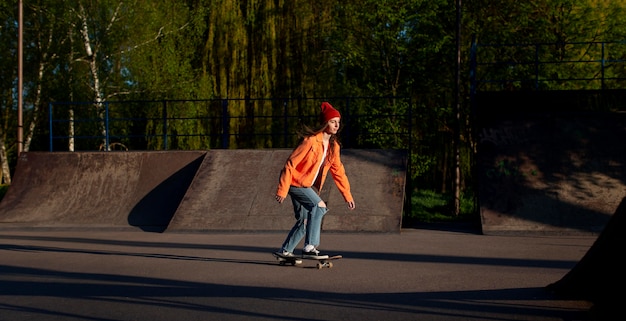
left=476, top=91, right=626, bottom=235
left=0, top=151, right=206, bottom=232
left=0, top=149, right=407, bottom=233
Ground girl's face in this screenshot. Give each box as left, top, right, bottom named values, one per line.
left=325, top=117, right=341, bottom=135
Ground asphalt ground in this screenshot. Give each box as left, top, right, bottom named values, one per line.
left=0, top=225, right=596, bottom=321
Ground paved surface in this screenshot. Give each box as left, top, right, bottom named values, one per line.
left=0, top=225, right=596, bottom=321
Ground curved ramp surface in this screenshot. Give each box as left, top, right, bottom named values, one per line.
left=0, top=151, right=205, bottom=232
left=476, top=93, right=626, bottom=235
left=168, top=149, right=407, bottom=232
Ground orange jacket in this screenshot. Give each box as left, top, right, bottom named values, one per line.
left=277, top=132, right=353, bottom=202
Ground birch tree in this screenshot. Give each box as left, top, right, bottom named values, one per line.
left=23, top=1, right=70, bottom=152
left=70, top=1, right=118, bottom=150
left=64, top=0, right=196, bottom=151
left=0, top=0, right=18, bottom=184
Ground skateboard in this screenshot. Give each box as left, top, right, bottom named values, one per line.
left=272, top=252, right=342, bottom=269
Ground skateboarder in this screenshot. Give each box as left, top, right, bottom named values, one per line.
left=275, top=101, right=356, bottom=259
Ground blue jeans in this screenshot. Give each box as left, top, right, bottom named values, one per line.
left=280, top=186, right=328, bottom=253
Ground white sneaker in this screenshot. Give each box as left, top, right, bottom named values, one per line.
left=276, top=250, right=295, bottom=258
left=302, top=248, right=329, bottom=259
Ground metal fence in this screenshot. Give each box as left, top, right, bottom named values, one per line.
left=470, top=40, right=626, bottom=94
left=48, top=97, right=413, bottom=152
left=47, top=41, right=626, bottom=154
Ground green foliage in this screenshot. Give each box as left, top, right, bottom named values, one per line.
left=344, top=98, right=411, bottom=150
left=410, top=152, right=436, bottom=179
left=330, top=0, right=451, bottom=97
left=473, top=40, right=626, bottom=91
left=0, top=184, right=8, bottom=201
left=407, top=189, right=477, bottom=223
left=465, top=0, right=626, bottom=90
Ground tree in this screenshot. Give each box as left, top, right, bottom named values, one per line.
left=44, top=0, right=195, bottom=151
left=465, top=0, right=626, bottom=91
left=23, top=1, right=71, bottom=153
left=0, top=0, right=19, bottom=184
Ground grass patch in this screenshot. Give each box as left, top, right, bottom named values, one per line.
left=405, top=189, right=478, bottom=224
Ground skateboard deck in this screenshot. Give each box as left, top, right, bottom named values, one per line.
left=272, top=252, right=342, bottom=269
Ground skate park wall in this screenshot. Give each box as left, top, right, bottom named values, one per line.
left=476, top=91, right=626, bottom=235
left=0, top=149, right=407, bottom=233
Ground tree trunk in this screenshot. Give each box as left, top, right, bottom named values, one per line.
left=0, top=86, right=13, bottom=184
left=68, top=28, right=75, bottom=152
left=453, top=0, right=462, bottom=215
left=23, top=55, right=47, bottom=152
left=0, top=136, right=11, bottom=184
left=77, top=2, right=111, bottom=150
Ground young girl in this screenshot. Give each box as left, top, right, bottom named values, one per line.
left=275, top=102, right=356, bottom=259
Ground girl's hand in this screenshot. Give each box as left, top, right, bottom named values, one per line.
left=347, top=201, right=356, bottom=210
left=276, top=195, right=285, bottom=203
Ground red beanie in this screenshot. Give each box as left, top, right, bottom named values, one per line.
left=320, top=102, right=341, bottom=123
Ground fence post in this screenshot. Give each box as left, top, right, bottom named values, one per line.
left=469, top=36, right=477, bottom=102
left=601, top=42, right=606, bottom=90
left=162, top=100, right=168, bottom=150
left=222, top=99, right=229, bottom=149
left=534, top=44, right=540, bottom=90
left=344, top=97, right=351, bottom=146
left=406, top=97, right=413, bottom=221
left=105, top=101, right=110, bottom=151
left=283, top=99, right=289, bottom=147
left=49, top=103, right=54, bottom=152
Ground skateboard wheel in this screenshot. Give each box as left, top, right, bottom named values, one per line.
left=317, top=263, right=323, bottom=269
left=328, top=262, right=333, bottom=268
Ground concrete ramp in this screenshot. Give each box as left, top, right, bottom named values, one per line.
left=0, top=150, right=406, bottom=233
left=167, top=149, right=407, bottom=232
left=476, top=92, right=626, bottom=235
left=0, top=151, right=205, bottom=232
